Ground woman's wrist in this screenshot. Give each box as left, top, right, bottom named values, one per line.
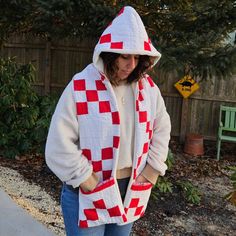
left=135, top=174, right=149, bottom=183
left=80, top=172, right=99, bottom=192
left=139, top=164, right=160, bottom=185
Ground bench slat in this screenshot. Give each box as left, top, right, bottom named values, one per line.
left=217, top=105, right=236, bottom=160
left=229, top=111, right=236, bottom=129
left=220, top=135, right=236, bottom=142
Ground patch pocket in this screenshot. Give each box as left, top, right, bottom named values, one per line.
left=78, top=177, right=126, bottom=228
left=123, top=181, right=153, bottom=221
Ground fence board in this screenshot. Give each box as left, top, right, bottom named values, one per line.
left=163, top=95, right=182, bottom=137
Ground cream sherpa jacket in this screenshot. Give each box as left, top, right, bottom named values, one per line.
left=46, top=6, right=171, bottom=227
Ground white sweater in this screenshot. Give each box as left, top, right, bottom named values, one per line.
left=112, top=81, right=134, bottom=170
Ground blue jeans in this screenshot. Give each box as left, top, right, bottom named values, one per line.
left=61, top=178, right=133, bottom=236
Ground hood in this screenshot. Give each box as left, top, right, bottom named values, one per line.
left=93, top=6, right=161, bottom=73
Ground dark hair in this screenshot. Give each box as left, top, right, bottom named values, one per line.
left=99, top=52, right=153, bottom=85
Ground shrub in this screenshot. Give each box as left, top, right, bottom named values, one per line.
left=31, top=94, right=59, bottom=154
left=0, top=57, right=58, bottom=158
left=156, top=177, right=173, bottom=194
left=0, top=57, right=39, bottom=158
left=177, top=180, right=201, bottom=205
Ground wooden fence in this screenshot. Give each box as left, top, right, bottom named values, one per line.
left=156, top=72, right=236, bottom=141
left=0, top=35, right=96, bottom=94
left=1, top=35, right=236, bottom=141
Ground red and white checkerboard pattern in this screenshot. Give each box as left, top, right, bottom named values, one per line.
left=79, top=178, right=127, bottom=228
left=73, top=65, right=158, bottom=227
left=132, top=76, right=156, bottom=180
left=99, top=31, right=153, bottom=53
left=99, top=33, right=124, bottom=50
left=93, top=6, right=161, bottom=73
left=78, top=178, right=152, bottom=228
left=98, top=7, right=153, bottom=52
left=123, top=182, right=153, bottom=221
left=121, top=76, right=154, bottom=224
left=73, top=67, right=121, bottom=181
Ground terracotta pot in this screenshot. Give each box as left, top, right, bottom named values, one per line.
left=184, top=133, right=204, bottom=156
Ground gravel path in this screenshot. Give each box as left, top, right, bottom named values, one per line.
left=0, top=166, right=65, bottom=236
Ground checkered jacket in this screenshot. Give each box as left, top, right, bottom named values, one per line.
left=72, top=63, right=169, bottom=227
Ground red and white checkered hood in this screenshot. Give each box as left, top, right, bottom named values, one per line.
left=93, top=6, right=161, bottom=73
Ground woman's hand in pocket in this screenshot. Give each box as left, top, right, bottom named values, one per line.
left=135, top=174, right=150, bottom=184
left=80, top=172, right=99, bottom=192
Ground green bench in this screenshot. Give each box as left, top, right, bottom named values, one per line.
left=217, top=105, right=236, bottom=160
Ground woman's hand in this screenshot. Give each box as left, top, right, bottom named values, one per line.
left=80, top=172, right=99, bottom=192
left=135, top=174, right=150, bottom=184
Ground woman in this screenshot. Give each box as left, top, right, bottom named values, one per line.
left=46, top=6, right=171, bottom=236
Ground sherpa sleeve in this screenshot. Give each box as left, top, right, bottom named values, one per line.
left=45, top=80, right=94, bottom=188
left=144, top=85, right=171, bottom=178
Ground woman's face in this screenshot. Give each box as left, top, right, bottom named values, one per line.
left=115, top=54, right=139, bottom=80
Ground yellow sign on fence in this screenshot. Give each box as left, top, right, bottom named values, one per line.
left=174, top=75, right=199, bottom=99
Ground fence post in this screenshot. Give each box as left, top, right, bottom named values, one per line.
left=44, top=41, right=51, bottom=95
left=180, top=98, right=189, bottom=143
